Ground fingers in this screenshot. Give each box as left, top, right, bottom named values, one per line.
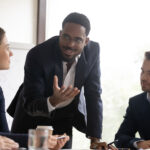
left=55, top=134, right=70, bottom=150
left=90, top=142, right=108, bottom=150
left=48, top=134, right=69, bottom=150
left=59, top=85, right=66, bottom=93
left=58, top=133, right=70, bottom=141
left=51, top=75, right=80, bottom=106
left=1, top=136, right=19, bottom=146
left=67, top=87, right=80, bottom=98
left=53, top=75, right=60, bottom=90
left=47, top=135, right=57, bottom=149
left=2, top=142, right=18, bottom=150
left=108, top=145, right=118, bottom=150
left=61, top=86, right=80, bottom=98
left=0, top=136, right=19, bottom=150
left=53, top=75, right=80, bottom=97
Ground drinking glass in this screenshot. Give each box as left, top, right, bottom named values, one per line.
left=28, top=129, right=36, bottom=150
left=35, top=128, right=49, bottom=150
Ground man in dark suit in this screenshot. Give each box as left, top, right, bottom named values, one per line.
left=10, top=12, right=104, bottom=149
left=115, top=51, right=150, bottom=149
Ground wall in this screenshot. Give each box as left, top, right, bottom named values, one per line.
left=0, top=0, right=37, bottom=129
left=0, top=0, right=37, bottom=45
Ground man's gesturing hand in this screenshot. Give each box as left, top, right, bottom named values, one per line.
left=49, top=75, right=80, bottom=106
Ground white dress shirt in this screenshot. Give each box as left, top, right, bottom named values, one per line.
left=47, top=55, right=80, bottom=112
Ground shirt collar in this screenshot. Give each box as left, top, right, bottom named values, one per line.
left=75, top=54, right=81, bottom=63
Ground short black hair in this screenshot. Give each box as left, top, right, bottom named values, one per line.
left=0, top=27, right=5, bottom=45
left=145, top=51, right=150, bottom=60
left=62, top=12, right=91, bottom=36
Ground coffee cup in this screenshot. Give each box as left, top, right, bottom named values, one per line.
left=36, top=126, right=53, bottom=136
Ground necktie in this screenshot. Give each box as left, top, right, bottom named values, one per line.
left=66, top=62, right=73, bottom=72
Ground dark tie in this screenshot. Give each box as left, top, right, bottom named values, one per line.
left=66, top=62, right=73, bottom=72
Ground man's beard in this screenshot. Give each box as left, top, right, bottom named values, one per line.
left=141, top=81, right=150, bottom=92
left=61, top=54, right=75, bottom=62
left=60, top=46, right=76, bottom=63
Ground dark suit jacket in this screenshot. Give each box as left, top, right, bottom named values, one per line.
left=0, top=87, right=9, bottom=132
left=115, top=92, right=150, bottom=149
left=9, top=36, right=103, bottom=139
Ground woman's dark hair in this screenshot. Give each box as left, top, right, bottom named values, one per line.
left=0, top=27, right=5, bottom=44
left=62, top=12, right=91, bottom=36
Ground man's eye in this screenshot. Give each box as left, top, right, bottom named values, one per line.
left=75, top=38, right=83, bottom=44
left=63, top=35, right=70, bottom=40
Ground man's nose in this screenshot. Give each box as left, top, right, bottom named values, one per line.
left=67, top=39, right=76, bottom=47
left=9, top=50, right=13, bottom=57
left=141, top=72, right=147, bottom=80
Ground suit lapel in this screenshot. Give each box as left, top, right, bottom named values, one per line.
left=75, top=51, right=87, bottom=89
left=54, top=47, right=63, bottom=87
left=54, top=63, right=63, bottom=87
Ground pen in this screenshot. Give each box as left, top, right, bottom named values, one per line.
left=108, top=139, right=118, bottom=146
left=57, top=135, right=66, bottom=140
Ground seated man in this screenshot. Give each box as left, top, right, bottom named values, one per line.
left=115, top=51, right=150, bottom=149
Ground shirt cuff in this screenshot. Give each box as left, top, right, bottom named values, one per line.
left=133, top=140, right=144, bottom=148
left=47, top=97, right=55, bottom=112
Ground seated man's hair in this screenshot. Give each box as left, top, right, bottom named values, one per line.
left=145, top=51, right=150, bottom=60
left=62, top=12, right=91, bottom=36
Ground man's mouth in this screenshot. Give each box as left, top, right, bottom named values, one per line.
left=141, top=81, right=149, bottom=87
left=63, top=47, right=74, bottom=56
left=64, top=50, right=74, bottom=56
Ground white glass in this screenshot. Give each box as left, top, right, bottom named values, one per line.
left=28, top=129, right=36, bottom=150
left=28, top=128, right=49, bottom=150
left=35, top=128, right=49, bottom=150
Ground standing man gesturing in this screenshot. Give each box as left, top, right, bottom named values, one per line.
left=11, top=12, right=104, bottom=149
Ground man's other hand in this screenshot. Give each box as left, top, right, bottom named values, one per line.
left=137, top=140, right=150, bottom=149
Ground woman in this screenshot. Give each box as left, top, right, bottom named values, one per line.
left=0, top=28, right=19, bottom=149
left=0, top=27, right=69, bottom=150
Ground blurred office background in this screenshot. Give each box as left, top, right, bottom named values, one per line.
left=0, top=0, right=150, bottom=148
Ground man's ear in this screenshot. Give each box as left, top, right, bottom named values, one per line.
left=85, top=37, right=89, bottom=46
left=59, top=30, right=62, bottom=36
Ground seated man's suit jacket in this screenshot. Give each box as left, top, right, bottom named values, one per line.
left=8, top=36, right=103, bottom=140
left=115, top=92, right=150, bottom=149
left=0, top=87, right=28, bottom=147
